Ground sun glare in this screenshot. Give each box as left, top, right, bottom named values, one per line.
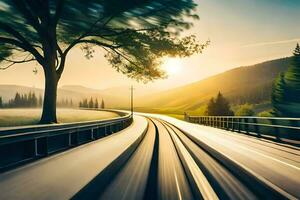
left=162, top=58, right=183, bottom=75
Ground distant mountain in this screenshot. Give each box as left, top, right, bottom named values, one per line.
left=136, top=57, right=292, bottom=112
left=59, top=85, right=102, bottom=94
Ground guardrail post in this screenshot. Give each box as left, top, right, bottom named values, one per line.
left=270, top=118, right=280, bottom=141
left=36, top=137, right=48, bottom=156
left=34, top=139, right=38, bottom=157
left=245, top=118, right=249, bottom=134
left=68, top=133, right=72, bottom=146
left=253, top=118, right=260, bottom=137
left=238, top=118, right=241, bottom=132
left=226, top=117, right=229, bottom=130
left=91, top=129, right=95, bottom=140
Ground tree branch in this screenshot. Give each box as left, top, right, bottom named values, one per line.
left=0, top=37, right=44, bottom=64
left=0, top=62, right=16, bottom=70
left=3, top=57, right=36, bottom=64
left=0, top=55, right=36, bottom=70
left=103, top=47, right=142, bottom=70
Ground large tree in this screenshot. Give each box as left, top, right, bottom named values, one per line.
left=0, top=0, right=206, bottom=123
left=272, top=44, right=300, bottom=117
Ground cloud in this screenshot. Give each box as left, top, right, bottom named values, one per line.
left=243, top=38, right=300, bottom=48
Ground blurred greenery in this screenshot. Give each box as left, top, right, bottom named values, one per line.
left=235, top=104, right=254, bottom=116
left=257, top=110, right=273, bottom=117
left=272, top=44, right=300, bottom=117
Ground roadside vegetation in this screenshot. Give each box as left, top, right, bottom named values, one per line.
left=0, top=109, right=119, bottom=127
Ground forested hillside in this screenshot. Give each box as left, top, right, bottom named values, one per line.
left=136, top=57, right=292, bottom=112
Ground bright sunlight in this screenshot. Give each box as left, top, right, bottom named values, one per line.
left=162, top=58, right=183, bottom=75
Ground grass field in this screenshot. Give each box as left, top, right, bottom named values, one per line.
left=0, top=108, right=120, bottom=127
left=164, top=114, right=185, bottom=120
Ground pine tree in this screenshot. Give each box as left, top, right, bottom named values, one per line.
left=272, top=44, right=300, bottom=117
left=214, top=92, right=234, bottom=116
left=32, top=92, right=38, bottom=107
left=88, top=98, right=94, bottom=108
left=38, top=95, right=43, bottom=107
left=14, top=92, right=21, bottom=107
left=207, top=98, right=216, bottom=116
left=101, top=99, right=105, bottom=109
left=65, top=98, right=69, bottom=107
left=83, top=99, right=88, bottom=108
left=206, top=92, right=233, bottom=116
left=94, top=99, right=99, bottom=109
left=272, top=73, right=287, bottom=116
left=28, top=91, right=33, bottom=107
left=23, top=94, right=28, bottom=107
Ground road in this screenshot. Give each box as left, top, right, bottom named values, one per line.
left=0, top=114, right=299, bottom=200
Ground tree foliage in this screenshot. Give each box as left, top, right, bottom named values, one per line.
left=235, top=104, right=254, bottom=116
left=0, top=0, right=206, bottom=81
left=272, top=44, right=300, bottom=117
left=101, top=98, right=105, bottom=109
left=0, top=0, right=206, bottom=123
left=206, top=92, right=233, bottom=116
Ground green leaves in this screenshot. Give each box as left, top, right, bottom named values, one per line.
left=0, top=0, right=205, bottom=81
left=103, top=28, right=207, bottom=82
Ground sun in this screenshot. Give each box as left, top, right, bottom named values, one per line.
left=162, top=58, right=183, bottom=75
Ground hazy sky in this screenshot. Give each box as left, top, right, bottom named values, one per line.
left=1, top=0, right=300, bottom=92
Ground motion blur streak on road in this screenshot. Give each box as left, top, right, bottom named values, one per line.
left=0, top=116, right=148, bottom=200
left=99, top=119, right=156, bottom=200
left=144, top=113, right=300, bottom=199
left=0, top=114, right=299, bottom=200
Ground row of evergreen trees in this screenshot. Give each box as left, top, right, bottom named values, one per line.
left=0, top=92, right=76, bottom=108
left=0, top=92, right=42, bottom=108
left=272, top=44, right=300, bottom=117
left=79, top=98, right=105, bottom=109
left=57, top=98, right=74, bottom=108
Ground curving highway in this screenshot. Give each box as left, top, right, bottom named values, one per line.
left=0, top=114, right=299, bottom=200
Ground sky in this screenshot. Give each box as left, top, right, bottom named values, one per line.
left=1, top=0, right=300, bottom=92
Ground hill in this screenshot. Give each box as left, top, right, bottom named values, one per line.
left=0, top=57, right=292, bottom=112
left=136, top=57, right=292, bottom=113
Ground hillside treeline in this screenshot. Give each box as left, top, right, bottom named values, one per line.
left=0, top=92, right=75, bottom=108
left=0, top=92, right=42, bottom=108
left=79, top=98, right=105, bottom=109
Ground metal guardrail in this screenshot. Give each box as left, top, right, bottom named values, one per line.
left=0, top=111, right=133, bottom=170
left=185, top=115, right=300, bottom=146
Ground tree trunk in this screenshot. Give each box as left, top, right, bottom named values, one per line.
left=39, top=64, right=59, bottom=124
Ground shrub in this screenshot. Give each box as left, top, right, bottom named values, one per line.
left=235, top=104, right=255, bottom=116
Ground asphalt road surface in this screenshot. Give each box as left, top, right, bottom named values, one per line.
left=0, top=114, right=299, bottom=200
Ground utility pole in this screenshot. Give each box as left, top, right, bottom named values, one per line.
left=130, top=85, right=134, bottom=116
